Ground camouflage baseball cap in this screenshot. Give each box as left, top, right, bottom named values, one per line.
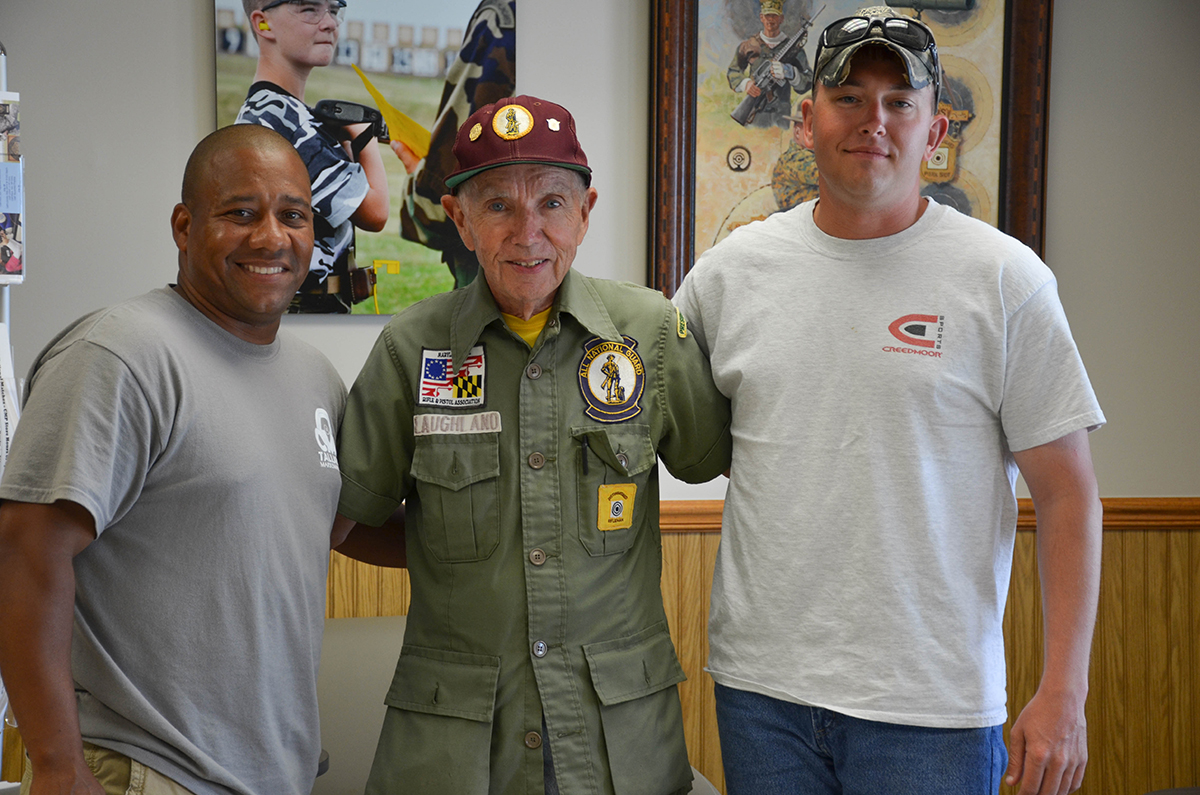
left=813, top=6, right=940, bottom=95
left=761, top=0, right=783, bottom=16
left=445, top=95, right=591, bottom=190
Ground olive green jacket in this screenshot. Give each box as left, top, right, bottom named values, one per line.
left=338, top=268, right=732, bottom=794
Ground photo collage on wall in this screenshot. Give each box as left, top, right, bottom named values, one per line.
left=0, top=91, right=23, bottom=285
left=214, top=0, right=515, bottom=314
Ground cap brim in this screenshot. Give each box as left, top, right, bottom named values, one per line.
left=445, top=160, right=592, bottom=190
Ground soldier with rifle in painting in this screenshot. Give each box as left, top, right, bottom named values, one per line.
left=728, top=0, right=820, bottom=129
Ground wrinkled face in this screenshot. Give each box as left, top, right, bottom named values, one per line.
left=761, top=12, right=783, bottom=37
left=171, top=145, right=313, bottom=343
left=801, top=48, right=946, bottom=214
left=260, top=0, right=339, bottom=68
left=442, top=164, right=597, bottom=319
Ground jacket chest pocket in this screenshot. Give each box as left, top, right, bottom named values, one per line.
left=411, top=435, right=501, bottom=563
left=572, top=424, right=655, bottom=556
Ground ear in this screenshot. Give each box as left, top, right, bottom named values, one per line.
left=250, top=10, right=274, bottom=39
left=440, top=193, right=476, bottom=252
left=171, top=203, right=192, bottom=254
left=923, top=112, right=951, bottom=162
left=577, top=186, right=598, bottom=245
left=800, top=96, right=816, bottom=150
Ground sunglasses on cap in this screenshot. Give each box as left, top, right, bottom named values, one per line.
left=816, top=15, right=941, bottom=100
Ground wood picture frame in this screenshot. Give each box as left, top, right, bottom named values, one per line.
left=649, top=0, right=1054, bottom=296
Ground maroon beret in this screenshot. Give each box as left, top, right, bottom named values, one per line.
left=444, top=95, right=591, bottom=190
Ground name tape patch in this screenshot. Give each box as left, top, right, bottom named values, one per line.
left=413, top=411, right=502, bottom=436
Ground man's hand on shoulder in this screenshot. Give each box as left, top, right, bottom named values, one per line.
left=1005, top=686, right=1087, bottom=795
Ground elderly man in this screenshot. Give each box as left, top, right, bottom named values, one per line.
left=676, top=7, right=1104, bottom=795
left=0, top=125, right=346, bottom=795
left=335, top=95, right=731, bottom=794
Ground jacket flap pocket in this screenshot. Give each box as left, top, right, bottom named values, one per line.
left=385, top=645, right=501, bottom=722
left=571, top=424, right=655, bottom=477
left=584, top=622, right=686, bottom=706
left=411, top=436, right=500, bottom=491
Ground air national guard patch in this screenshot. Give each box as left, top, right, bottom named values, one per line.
left=419, top=345, right=486, bottom=408
left=578, top=336, right=645, bottom=422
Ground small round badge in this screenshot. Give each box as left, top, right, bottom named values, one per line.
left=468, top=122, right=482, bottom=141
left=492, top=104, right=535, bottom=141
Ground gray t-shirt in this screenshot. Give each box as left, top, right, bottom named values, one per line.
left=0, top=288, right=346, bottom=794
left=675, top=200, right=1104, bottom=728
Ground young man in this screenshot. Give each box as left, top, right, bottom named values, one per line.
left=335, top=95, right=732, bottom=794
left=0, top=125, right=347, bottom=794
left=676, top=7, right=1104, bottom=794
left=237, top=0, right=402, bottom=312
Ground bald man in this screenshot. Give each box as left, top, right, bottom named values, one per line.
left=0, top=125, right=347, bottom=795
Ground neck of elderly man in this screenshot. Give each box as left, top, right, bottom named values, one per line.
left=800, top=44, right=949, bottom=241
left=442, top=162, right=599, bottom=321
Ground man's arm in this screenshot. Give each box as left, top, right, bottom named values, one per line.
left=0, top=500, right=105, bottom=795
left=346, top=127, right=390, bottom=233
left=331, top=507, right=407, bottom=568
left=1006, top=429, right=1102, bottom=795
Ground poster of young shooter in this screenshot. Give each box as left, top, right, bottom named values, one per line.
left=214, top=0, right=515, bottom=314
left=696, top=0, right=1003, bottom=259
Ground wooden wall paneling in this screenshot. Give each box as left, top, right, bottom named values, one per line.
left=1145, top=531, right=1173, bottom=791
left=1095, top=529, right=1125, bottom=791
left=1165, top=529, right=1194, bottom=783
left=1, top=724, right=23, bottom=784
left=697, top=534, right=724, bottom=794
left=1123, top=532, right=1150, bottom=794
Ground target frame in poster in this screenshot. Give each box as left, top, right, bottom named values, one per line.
left=649, top=0, right=1053, bottom=296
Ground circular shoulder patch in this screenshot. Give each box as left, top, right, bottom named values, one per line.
left=468, top=122, right=483, bottom=141
left=578, top=336, right=645, bottom=422
left=492, top=104, right=535, bottom=141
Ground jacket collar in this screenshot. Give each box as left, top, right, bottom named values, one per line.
left=448, top=268, right=623, bottom=372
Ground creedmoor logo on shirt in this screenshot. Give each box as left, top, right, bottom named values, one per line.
left=883, top=314, right=945, bottom=358
left=314, top=408, right=338, bottom=470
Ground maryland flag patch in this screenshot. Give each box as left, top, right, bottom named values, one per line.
left=419, top=345, right=486, bottom=408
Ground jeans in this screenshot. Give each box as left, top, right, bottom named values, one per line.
left=714, top=684, right=1007, bottom=795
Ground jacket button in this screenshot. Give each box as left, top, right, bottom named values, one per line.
left=526, top=363, right=543, bottom=380
left=528, top=452, right=546, bottom=469
left=524, top=731, right=543, bottom=749
left=547, top=317, right=559, bottom=329
left=529, top=548, right=547, bottom=566
left=616, top=452, right=629, bottom=469
left=532, top=640, right=548, bottom=658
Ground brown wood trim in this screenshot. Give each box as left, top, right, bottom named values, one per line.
left=663, top=497, right=1200, bottom=534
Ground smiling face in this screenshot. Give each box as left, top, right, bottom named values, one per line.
left=801, top=46, right=948, bottom=234
left=441, top=163, right=598, bottom=319
left=171, top=143, right=313, bottom=343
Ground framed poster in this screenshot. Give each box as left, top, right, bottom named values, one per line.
left=650, top=0, right=1052, bottom=295
left=215, top=0, right=515, bottom=314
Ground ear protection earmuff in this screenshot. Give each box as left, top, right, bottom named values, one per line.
left=258, top=19, right=270, bottom=31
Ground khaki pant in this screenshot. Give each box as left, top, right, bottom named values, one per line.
left=22, top=742, right=196, bottom=795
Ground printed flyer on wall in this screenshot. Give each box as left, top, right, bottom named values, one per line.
left=0, top=91, right=24, bottom=285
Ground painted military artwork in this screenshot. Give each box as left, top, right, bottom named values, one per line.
left=696, top=0, right=1004, bottom=259
left=214, top=0, right=515, bottom=314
